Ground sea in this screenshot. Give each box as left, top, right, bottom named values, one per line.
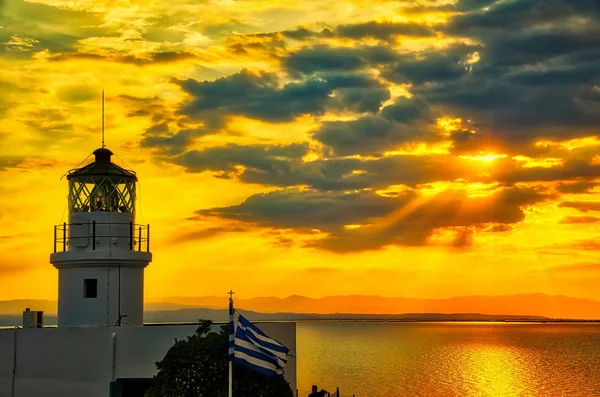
left=295, top=322, right=600, bottom=397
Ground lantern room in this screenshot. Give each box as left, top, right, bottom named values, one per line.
left=67, top=148, right=137, bottom=214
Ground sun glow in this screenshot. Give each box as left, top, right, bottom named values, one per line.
left=460, top=153, right=507, bottom=162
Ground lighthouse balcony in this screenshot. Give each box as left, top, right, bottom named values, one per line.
left=53, top=221, right=150, bottom=253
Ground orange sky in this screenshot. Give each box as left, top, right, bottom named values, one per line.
left=1, top=0, right=600, bottom=305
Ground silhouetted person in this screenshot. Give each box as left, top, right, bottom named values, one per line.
left=309, top=385, right=328, bottom=397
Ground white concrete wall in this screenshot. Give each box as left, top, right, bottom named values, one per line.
left=0, top=322, right=296, bottom=397
left=57, top=265, right=145, bottom=327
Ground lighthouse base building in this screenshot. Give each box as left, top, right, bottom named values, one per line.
left=0, top=146, right=296, bottom=396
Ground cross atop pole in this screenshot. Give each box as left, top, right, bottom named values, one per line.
left=228, top=290, right=235, bottom=300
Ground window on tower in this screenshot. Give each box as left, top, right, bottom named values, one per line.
left=84, top=279, right=98, bottom=299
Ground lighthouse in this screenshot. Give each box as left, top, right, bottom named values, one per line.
left=50, top=146, right=152, bottom=327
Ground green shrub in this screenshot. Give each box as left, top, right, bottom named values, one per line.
left=145, top=320, right=294, bottom=397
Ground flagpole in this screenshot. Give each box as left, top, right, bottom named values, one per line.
left=228, top=360, right=232, bottom=397
left=228, top=290, right=234, bottom=397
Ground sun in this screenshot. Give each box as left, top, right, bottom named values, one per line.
left=459, top=153, right=507, bottom=162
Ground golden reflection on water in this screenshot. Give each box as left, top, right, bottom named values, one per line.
left=296, top=322, right=600, bottom=397
left=460, top=343, right=528, bottom=397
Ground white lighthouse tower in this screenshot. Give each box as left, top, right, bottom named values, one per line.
left=50, top=145, right=152, bottom=327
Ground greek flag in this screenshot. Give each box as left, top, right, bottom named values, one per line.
left=228, top=299, right=289, bottom=378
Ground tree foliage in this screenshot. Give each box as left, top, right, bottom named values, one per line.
left=145, top=320, right=294, bottom=397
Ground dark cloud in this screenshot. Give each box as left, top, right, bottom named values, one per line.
left=311, top=186, right=551, bottom=252
left=382, top=43, right=480, bottom=85
left=196, top=188, right=404, bottom=232
left=447, top=0, right=600, bottom=34
left=314, top=116, right=417, bottom=157
left=170, top=142, right=491, bottom=190
left=172, top=224, right=248, bottom=243
left=168, top=136, right=600, bottom=191
left=383, top=3, right=600, bottom=154
left=484, top=224, right=514, bottom=232
left=570, top=240, right=600, bottom=251
left=172, top=143, right=310, bottom=179
left=313, top=95, right=438, bottom=156
left=22, top=107, right=72, bottom=138
left=119, top=94, right=171, bottom=120
left=451, top=229, right=474, bottom=248
left=48, top=51, right=198, bottom=65
left=559, top=216, right=600, bottom=224
left=494, top=159, right=600, bottom=185
left=166, top=69, right=392, bottom=140
left=0, top=156, right=56, bottom=171
left=283, top=45, right=397, bottom=75
left=140, top=123, right=202, bottom=155
left=194, top=186, right=551, bottom=252
left=232, top=21, right=435, bottom=49
left=335, top=21, right=436, bottom=42
left=558, top=201, right=600, bottom=213
left=380, top=96, right=434, bottom=124
left=557, top=181, right=599, bottom=194
left=399, top=0, right=497, bottom=14
left=0, top=156, right=24, bottom=171
left=0, top=0, right=111, bottom=58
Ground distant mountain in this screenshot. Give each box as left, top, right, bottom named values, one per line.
left=156, top=293, right=600, bottom=320
left=0, top=300, right=57, bottom=315
left=0, top=309, right=547, bottom=327
left=1, top=293, right=599, bottom=321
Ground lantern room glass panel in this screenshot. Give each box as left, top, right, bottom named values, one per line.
left=68, top=177, right=136, bottom=214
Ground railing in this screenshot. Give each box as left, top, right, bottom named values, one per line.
left=53, top=222, right=150, bottom=253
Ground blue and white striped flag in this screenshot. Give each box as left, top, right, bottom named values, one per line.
left=228, top=299, right=289, bottom=378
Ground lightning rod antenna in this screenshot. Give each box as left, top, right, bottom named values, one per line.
left=102, top=90, right=105, bottom=148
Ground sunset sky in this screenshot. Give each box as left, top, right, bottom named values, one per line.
left=1, top=0, right=599, bottom=304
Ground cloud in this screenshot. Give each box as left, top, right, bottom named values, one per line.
left=47, top=51, right=198, bottom=65
left=282, top=45, right=397, bottom=75
left=558, top=201, right=600, bottom=213
left=231, top=21, right=435, bottom=50
left=382, top=3, right=600, bottom=154
left=556, top=181, right=599, bottom=194
left=172, top=224, right=248, bottom=243
left=314, top=116, right=397, bottom=157
left=140, top=69, right=396, bottom=154
left=310, top=186, right=551, bottom=252
left=447, top=0, right=600, bottom=34
left=172, top=143, right=310, bottom=179
left=494, top=159, right=600, bottom=185
left=451, top=229, right=474, bottom=248
left=571, top=240, right=600, bottom=251
left=382, top=43, right=480, bottom=85
left=334, top=21, right=436, bottom=42
left=0, top=156, right=24, bottom=171
left=196, top=188, right=404, bottom=233
left=21, top=106, right=73, bottom=138
left=313, top=96, right=437, bottom=156
left=0, top=0, right=110, bottom=58
left=484, top=224, right=514, bottom=233
left=172, top=69, right=332, bottom=123
left=194, top=186, right=552, bottom=252
left=559, top=216, right=600, bottom=224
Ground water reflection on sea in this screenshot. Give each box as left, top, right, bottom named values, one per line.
left=296, top=322, right=600, bottom=397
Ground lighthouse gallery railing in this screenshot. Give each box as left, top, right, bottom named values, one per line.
left=53, top=222, right=150, bottom=253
